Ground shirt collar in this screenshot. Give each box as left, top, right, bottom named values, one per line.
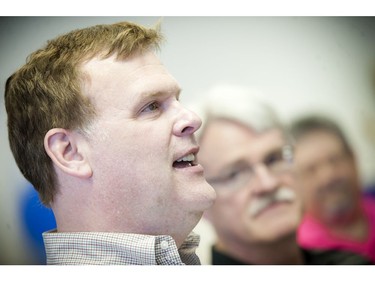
left=43, top=230, right=200, bottom=265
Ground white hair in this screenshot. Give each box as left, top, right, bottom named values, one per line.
left=189, top=84, right=284, bottom=140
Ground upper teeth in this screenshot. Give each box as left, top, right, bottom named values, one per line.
left=176, top=153, right=195, bottom=162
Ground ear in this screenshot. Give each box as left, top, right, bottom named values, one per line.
left=44, top=128, right=92, bottom=178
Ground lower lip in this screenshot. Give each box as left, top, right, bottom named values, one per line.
left=174, top=163, right=204, bottom=174
left=255, top=201, right=290, bottom=218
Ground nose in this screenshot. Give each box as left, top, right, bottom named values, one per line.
left=172, top=103, right=202, bottom=137
left=251, top=164, right=279, bottom=195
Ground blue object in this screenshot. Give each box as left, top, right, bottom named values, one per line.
left=19, top=184, right=56, bottom=264
left=364, top=183, right=375, bottom=200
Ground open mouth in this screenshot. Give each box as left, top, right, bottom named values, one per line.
left=173, top=153, right=197, bottom=168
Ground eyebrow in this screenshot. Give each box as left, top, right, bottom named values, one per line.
left=214, top=158, right=249, bottom=179
left=263, top=147, right=284, bottom=158
left=215, top=145, right=285, bottom=174
left=137, top=85, right=182, bottom=101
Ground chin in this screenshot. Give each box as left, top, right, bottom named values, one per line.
left=251, top=217, right=298, bottom=243
left=200, top=181, right=217, bottom=209
left=176, top=181, right=216, bottom=222
left=190, top=179, right=216, bottom=206
left=256, top=227, right=296, bottom=244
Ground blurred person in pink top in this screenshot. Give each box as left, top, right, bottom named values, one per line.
left=290, top=115, right=375, bottom=263
left=190, top=85, right=371, bottom=264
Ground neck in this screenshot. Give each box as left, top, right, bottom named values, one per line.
left=215, top=233, right=304, bottom=265
left=328, top=212, right=369, bottom=241
left=319, top=203, right=369, bottom=241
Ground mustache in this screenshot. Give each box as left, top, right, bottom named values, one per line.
left=248, top=187, right=296, bottom=218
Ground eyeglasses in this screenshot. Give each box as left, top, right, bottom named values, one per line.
left=207, top=145, right=293, bottom=192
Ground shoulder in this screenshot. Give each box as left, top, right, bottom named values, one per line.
left=298, top=215, right=330, bottom=246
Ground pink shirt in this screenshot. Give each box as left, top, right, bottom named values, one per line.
left=297, top=196, right=375, bottom=264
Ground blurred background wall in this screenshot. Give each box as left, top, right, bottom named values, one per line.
left=1, top=16, right=374, bottom=264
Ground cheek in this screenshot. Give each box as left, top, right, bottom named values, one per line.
left=90, top=134, right=162, bottom=187
left=103, top=124, right=168, bottom=165
left=343, top=167, right=358, bottom=185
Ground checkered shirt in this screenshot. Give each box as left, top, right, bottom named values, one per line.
left=43, top=230, right=201, bottom=265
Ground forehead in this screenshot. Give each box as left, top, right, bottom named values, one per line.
left=80, top=51, right=180, bottom=108
left=199, top=119, right=285, bottom=170
left=294, top=130, right=344, bottom=162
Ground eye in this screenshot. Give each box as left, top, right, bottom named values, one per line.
left=264, top=150, right=283, bottom=166
left=222, top=166, right=250, bottom=184
left=211, top=166, right=252, bottom=190
left=141, top=101, right=161, bottom=113
left=226, top=169, right=241, bottom=181
left=208, top=169, right=241, bottom=186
